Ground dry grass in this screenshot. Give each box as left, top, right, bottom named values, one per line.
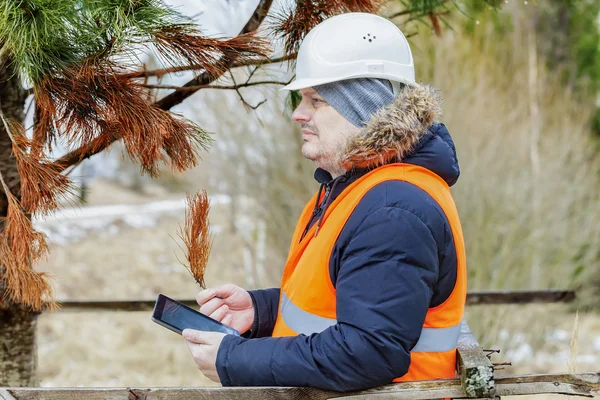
left=36, top=180, right=266, bottom=386
left=414, top=8, right=600, bottom=349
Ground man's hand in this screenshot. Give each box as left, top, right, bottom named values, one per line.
left=196, top=284, right=254, bottom=334
left=183, top=329, right=226, bottom=382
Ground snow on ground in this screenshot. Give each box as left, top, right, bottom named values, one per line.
left=32, top=194, right=265, bottom=246
left=33, top=196, right=230, bottom=246
left=496, top=327, right=599, bottom=372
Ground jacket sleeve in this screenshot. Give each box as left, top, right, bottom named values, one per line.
left=216, top=206, right=439, bottom=391
left=245, top=288, right=280, bottom=338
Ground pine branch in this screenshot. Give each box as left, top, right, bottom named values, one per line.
left=140, top=79, right=292, bottom=91
left=122, top=54, right=296, bottom=79
left=53, top=131, right=119, bottom=174
left=154, top=0, right=274, bottom=111
left=151, top=28, right=271, bottom=78
left=387, top=0, right=450, bottom=19
left=0, top=170, right=56, bottom=311
left=268, top=0, right=384, bottom=60
left=177, top=190, right=213, bottom=289
left=429, top=12, right=442, bottom=36
left=51, top=0, right=275, bottom=173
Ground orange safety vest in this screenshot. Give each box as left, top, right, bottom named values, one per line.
left=272, top=163, right=467, bottom=382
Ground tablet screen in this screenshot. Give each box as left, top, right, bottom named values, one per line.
left=153, top=294, right=240, bottom=336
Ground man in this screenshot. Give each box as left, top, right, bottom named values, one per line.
left=183, top=12, right=467, bottom=391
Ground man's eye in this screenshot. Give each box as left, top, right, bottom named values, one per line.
left=312, top=98, right=324, bottom=103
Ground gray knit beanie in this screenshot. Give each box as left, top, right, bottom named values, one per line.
left=313, top=78, right=396, bottom=128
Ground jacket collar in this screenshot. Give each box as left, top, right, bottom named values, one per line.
left=313, top=85, right=460, bottom=187
left=341, top=84, right=441, bottom=170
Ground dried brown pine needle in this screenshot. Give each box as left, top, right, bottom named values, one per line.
left=35, top=58, right=207, bottom=176
left=152, top=26, right=271, bottom=79
left=2, top=182, right=49, bottom=264
left=0, top=237, right=57, bottom=312
left=0, top=176, right=55, bottom=311
left=177, top=190, right=213, bottom=288
left=269, top=0, right=383, bottom=58
left=163, top=116, right=212, bottom=173
left=3, top=118, right=73, bottom=215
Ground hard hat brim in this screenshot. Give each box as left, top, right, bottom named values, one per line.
left=280, top=77, right=345, bottom=92
left=280, top=76, right=419, bottom=92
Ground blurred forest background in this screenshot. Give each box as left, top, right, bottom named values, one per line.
left=22, top=0, right=600, bottom=389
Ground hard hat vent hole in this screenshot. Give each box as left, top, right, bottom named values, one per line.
left=363, top=34, right=376, bottom=42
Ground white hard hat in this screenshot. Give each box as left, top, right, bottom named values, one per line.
left=280, top=13, right=416, bottom=96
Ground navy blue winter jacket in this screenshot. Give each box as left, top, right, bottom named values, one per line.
left=216, top=86, right=462, bottom=392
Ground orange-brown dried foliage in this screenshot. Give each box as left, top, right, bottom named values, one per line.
left=34, top=59, right=204, bottom=176
left=0, top=186, right=56, bottom=311
left=177, top=190, right=213, bottom=288
left=270, top=0, right=383, bottom=59
left=4, top=119, right=72, bottom=215
left=152, top=26, right=272, bottom=80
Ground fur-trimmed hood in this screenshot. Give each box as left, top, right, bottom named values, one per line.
left=340, top=84, right=459, bottom=186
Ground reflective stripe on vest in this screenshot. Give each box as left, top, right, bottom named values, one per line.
left=281, top=290, right=462, bottom=352
left=411, top=323, right=462, bottom=353
left=280, top=291, right=336, bottom=335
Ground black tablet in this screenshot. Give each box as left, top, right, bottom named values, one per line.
left=151, top=293, right=240, bottom=336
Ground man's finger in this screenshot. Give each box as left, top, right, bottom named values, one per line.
left=196, top=289, right=217, bottom=307
left=212, top=284, right=236, bottom=299
left=183, top=329, right=226, bottom=345
left=183, top=329, right=209, bottom=344
left=209, top=304, right=229, bottom=321
left=222, top=314, right=233, bottom=327
left=199, top=297, right=224, bottom=316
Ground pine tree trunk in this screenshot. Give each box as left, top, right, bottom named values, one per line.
left=0, top=60, right=37, bottom=386
left=0, top=308, right=39, bottom=386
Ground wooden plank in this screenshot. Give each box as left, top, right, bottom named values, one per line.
left=465, top=290, right=575, bottom=305
left=47, top=290, right=576, bottom=313
left=49, top=299, right=198, bottom=313
left=0, top=382, right=466, bottom=400
left=0, top=373, right=597, bottom=400
left=494, top=372, right=600, bottom=397
left=457, top=321, right=495, bottom=398
left=342, top=373, right=600, bottom=400
left=0, top=389, right=16, bottom=400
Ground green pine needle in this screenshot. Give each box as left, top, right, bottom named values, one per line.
left=0, top=0, right=191, bottom=84
left=189, top=123, right=214, bottom=153
left=0, top=0, right=82, bottom=83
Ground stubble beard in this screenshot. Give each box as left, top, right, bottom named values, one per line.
left=302, top=139, right=346, bottom=178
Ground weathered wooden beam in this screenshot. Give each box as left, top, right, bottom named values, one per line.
left=0, top=373, right=597, bottom=400
left=457, top=321, right=495, bottom=398
left=51, top=299, right=195, bottom=313
left=466, top=290, right=575, bottom=305
left=495, top=372, right=599, bottom=397
left=47, top=290, right=576, bottom=313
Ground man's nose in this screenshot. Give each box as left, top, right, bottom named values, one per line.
left=292, top=102, right=311, bottom=123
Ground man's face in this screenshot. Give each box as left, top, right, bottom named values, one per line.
left=291, top=87, right=360, bottom=176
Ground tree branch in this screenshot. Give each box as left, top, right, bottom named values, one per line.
left=122, top=53, right=296, bottom=80
left=140, top=79, right=291, bottom=91
left=51, top=0, right=274, bottom=173
left=154, top=0, right=274, bottom=111
left=230, top=52, right=297, bottom=68
left=53, top=131, right=119, bottom=173
left=386, top=0, right=450, bottom=19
